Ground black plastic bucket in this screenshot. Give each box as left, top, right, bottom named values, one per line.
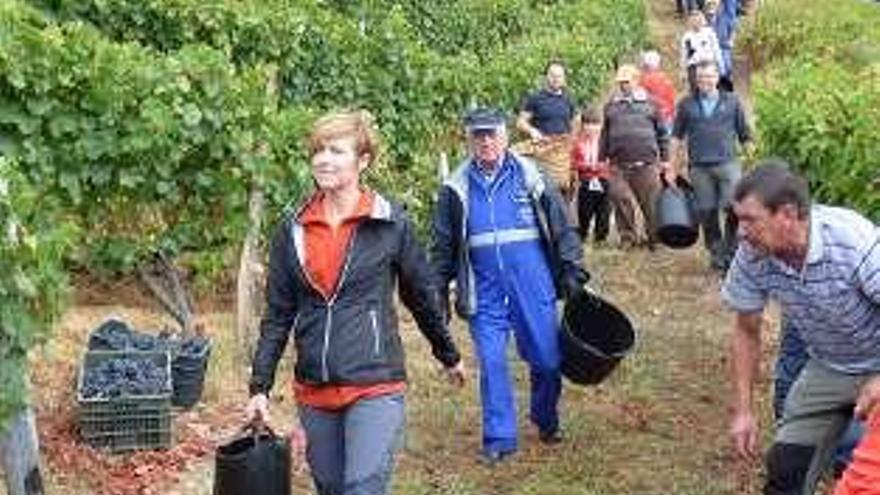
left=560, top=291, right=635, bottom=385
left=172, top=338, right=211, bottom=409
left=655, top=176, right=698, bottom=249
left=214, top=427, right=291, bottom=495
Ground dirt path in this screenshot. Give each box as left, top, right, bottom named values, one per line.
left=646, top=0, right=685, bottom=76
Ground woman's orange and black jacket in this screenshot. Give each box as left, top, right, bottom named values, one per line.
left=249, top=193, right=460, bottom=395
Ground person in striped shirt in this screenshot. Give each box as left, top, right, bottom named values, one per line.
left=722, top=161, right=880, bottom=495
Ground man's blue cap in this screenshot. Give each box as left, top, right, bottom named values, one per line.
left=464, top=107, right=507, bottom=132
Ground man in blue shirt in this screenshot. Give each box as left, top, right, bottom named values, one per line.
left=432, top=107, right=588, bottom=465
left=667, top=60, right=751, bottom=271
left=722, top=161, right=880, bottom=495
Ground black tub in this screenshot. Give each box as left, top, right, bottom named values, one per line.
left=172, top=336, right=211, bottom=409
left=213, top=426, right=291, bottom=495
left=560, top=291, right=635, bottom=385
left=655, top=176, right=698, bottom=249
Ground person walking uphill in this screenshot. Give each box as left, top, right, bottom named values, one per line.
left=432, top=107, right=589, bottom=464
left=639, top=50, right=677, bottom=137
left=723, top=162, right=880, bottom=495
left=246, top=109, right=465, bottom=495
left=570, top=104, right=611, bottom=245
left=680, top=9, right=724, bottom=94
left=667, top=60, right=751, bottom=272
left=599, top=64, right=670, bottom=249
left=704, top=0, right=738, bottom=91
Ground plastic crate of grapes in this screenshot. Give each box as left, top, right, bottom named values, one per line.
left=76, top=350, right=173, bottom=453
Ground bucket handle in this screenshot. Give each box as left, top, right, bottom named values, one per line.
left=240, top=416, right=279, bottom=443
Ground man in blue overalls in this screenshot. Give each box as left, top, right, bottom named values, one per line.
left=432, top=107, right=588, bottom=464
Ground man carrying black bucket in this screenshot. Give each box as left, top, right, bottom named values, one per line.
left=666, top=59, right=752, bottom=272
left=722, top=161, right=880, bottom=495
left=599, top=64, right=670, bottom=250
left=432, top=107, right=589, bottom=465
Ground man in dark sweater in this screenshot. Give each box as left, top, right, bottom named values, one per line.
left=599, top=64, right=670, bottom=249
left=666, top=60, right=752, bottom=271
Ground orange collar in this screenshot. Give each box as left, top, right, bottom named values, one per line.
left=299, top=189, right=375, bottom=226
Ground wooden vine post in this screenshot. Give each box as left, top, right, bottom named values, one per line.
left=235, top=65, right=278, bottom=361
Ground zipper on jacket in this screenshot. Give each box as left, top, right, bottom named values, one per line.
left=487, top=194, right=506, bottom=274
left=463, top=198, right=476, bottom=313
left=321, top=307, right=333, bottom=381
left=532, top=188, right=551, bottom=243
left=290, top=312, right=302, bottom=338
left=369, top=308, right=380, bottom=356
left=320, top=229, right=359, bottom=382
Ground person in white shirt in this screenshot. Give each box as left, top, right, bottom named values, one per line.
left=680, top=10, right=724, bottom=93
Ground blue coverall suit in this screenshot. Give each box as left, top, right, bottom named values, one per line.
left=432, top=152, right=585, bottom=456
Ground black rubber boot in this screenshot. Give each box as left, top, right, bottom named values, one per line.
left=700, top=208, right=724, bottom=268
left=764, top=443, right=815, bottom=495
left=719, top=207, right=739, bottom=271
left=25, top=467, right=43, bottom=495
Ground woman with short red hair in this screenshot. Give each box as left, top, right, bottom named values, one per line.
left=246, top=109, right=465, bottom=495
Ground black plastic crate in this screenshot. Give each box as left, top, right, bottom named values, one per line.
left=76, top=350, right=173, bottom=453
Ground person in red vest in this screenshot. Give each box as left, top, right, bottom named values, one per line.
left=834, top=409, right=880, bottom=495
left=639, top=50, right=677, bottom=137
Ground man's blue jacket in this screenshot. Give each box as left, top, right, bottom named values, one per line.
left=431, top=151, right=587, bottom=318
